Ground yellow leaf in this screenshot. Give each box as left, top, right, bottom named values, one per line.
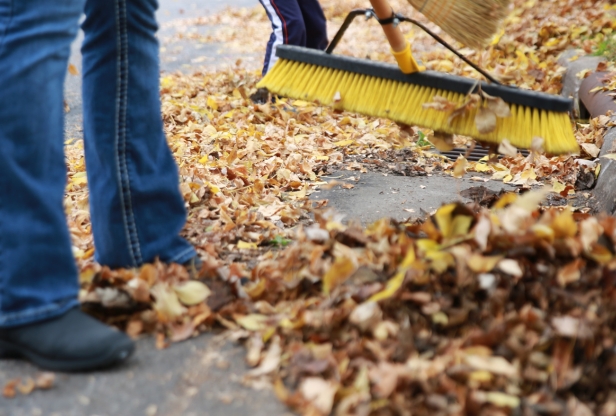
left=174, top=281, right=211, bottom=306
left=469, top=370, right=493, bottom=382
left=493, top=192, right=518, bottom=209
left=426, top=250, right=455, bottom=273
left=474, top=162, right=493, bottom=173
left=430, top=132, right=455, bottom=152
left=531, top=224, right=554, bottom=242
left=452, top=155, right=468, bottom=178
left=451, top=215, right=473, bottom=237
left=237, top=240, right=258, bottom=250
left=207, top=96, right=218, bottom=111
left=368, top=248, right=415, bottom=302
left=333, top=139, right=354, bottom=147
left=475, top=391, right=520, bottom=408
left=151, top=283, right=186, bottom=323
left=323, top=257, right=357, bottom=294
left=235, top=314, right=269, bottom=331
left=491, top=170, right=510, bottom=180
left=552, top=180, right=566, bottom=193
left=467, top=254, right=503, bottom=273
left=287, top=184, right=308, bottom=200
left=68, top=63, right=79, bottom=76
left=207, top=183, right=220, bottom=194
left=490, top=28, right=505, bottom=45
left=434, top=203, right=457, bottom=237
left=551, top=207, right=577, bottom=238
left=432, top=311, right=449, bottom=325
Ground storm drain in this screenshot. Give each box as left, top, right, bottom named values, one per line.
left=439, top=147, right=529, bottom=162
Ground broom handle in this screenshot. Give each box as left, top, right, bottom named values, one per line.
left=397, top=15, right=500, bottom=84
left=369, top=0, right=407, bottom=53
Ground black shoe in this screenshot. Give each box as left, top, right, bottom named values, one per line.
left=0, top=307, right=135, bottom=372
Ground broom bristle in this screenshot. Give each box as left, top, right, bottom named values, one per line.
left=407, top=0, right=511, bottom=48
left=258, top=59, right=579, bottom=155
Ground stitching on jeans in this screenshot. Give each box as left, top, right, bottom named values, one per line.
left=115, top=0, right=143, bottom=266
left=169, top=246, right=195, bottom=264
left=0, top=0, right=14, bottom=313
left=0, top=0, right=13, bottom=53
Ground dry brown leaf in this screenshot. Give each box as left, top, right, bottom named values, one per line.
left=2, top=379, right=17, bottom=398
left=299, top=377, right=338, bottom=415
left=247, top=336, right=281, bottom=377
left=429, top=132, right=455, bottom=152
left=35, top=372, right=55, bottom=390
left=475, top=107, right=497, bottom=134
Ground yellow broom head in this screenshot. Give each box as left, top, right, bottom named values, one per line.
left=407, top=0, right=511, bottom=48
left=258, top=46, right=579, bottom=155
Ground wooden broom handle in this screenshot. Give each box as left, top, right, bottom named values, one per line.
left=369, top=0, right=407, bottom=52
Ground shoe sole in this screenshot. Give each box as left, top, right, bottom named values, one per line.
left=0, top=338, right=135, bottom=372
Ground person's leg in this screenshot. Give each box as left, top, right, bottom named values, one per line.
left=0, top=0, right=134, bottom=371
left=0, top=0, right=83, bottom=327
left=298, top=0, right=328, bottom=51
left=81, top=0, right=196, bottom=269
left=258, top=0, right=306, bottom=76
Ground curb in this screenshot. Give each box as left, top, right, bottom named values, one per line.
left=560, top=50, right=616, bottom=214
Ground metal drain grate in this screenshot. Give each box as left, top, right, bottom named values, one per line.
left=439, top=147, right=530, bottom=162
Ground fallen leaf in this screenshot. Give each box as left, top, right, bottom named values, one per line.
left=581, top=143, right=600, bottom=158
left=475, top=107, right=497, bottom=134
left=237, top=240, right=258, bottom=250
left=349, top=302, right=382, bottom=332
left=485, top=94, right=512, bottom=118
left=35, top=373, right=55, bottom=390
left=68, top=63, right=79, bottom=76
left=498, top=139, right=517, bottom=157
left=174, top=281, right=211, bottom=306
left=17, top=378, right=35, bottom=395
left=235, top=314, right=269, bottom=331
left=151, top=283, right=186, bottom=323
left=429, top=132, right=455, bottom=151
left=2, top=379, right=17, bottom=398
left=247, top=336, right=281, bottom=377
left=552, top=316, right=593, bottom=339
left=299, top=377, right=338, bottom=415
left=322, top=257, right=356, bottom=295
left=497, top=258, right=523, bottom=277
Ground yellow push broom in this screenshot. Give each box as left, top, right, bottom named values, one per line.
left=257, top=0, right=579, bottom=155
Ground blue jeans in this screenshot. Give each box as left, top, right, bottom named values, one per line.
left=0, top=0, right=195, bottom=327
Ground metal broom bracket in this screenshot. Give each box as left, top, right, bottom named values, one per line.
left=326, top=9, right=501, bottom=85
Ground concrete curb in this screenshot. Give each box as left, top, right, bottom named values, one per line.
left=560, top=50, right=616, bottom=214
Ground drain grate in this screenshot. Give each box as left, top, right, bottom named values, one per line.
left=439, top=147, right=529, bottom=162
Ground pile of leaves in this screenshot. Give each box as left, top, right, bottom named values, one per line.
left=81, top=189, right=616, bottom=415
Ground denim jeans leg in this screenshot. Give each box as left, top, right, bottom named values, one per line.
left=0, top=0, right=84, bottom=327
left=82, top=0, right=196, bottom=269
